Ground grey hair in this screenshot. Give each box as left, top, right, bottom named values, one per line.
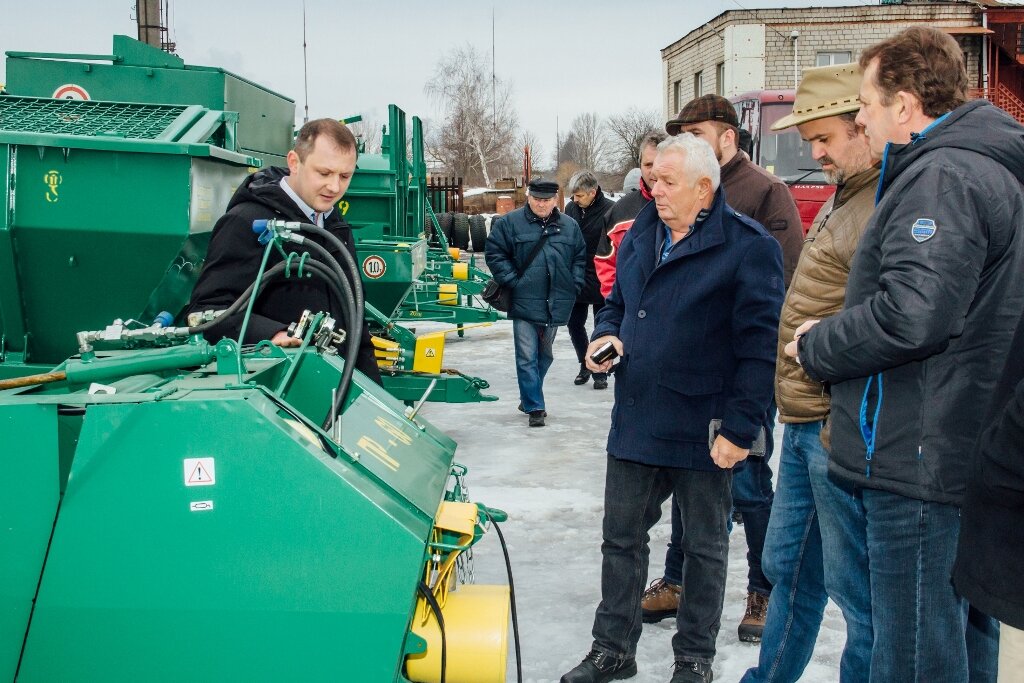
left=568, top=170, right=599, bottom=194
left=641, top=130, right=668, bottom=152
left=656, top=133, right=721, bottom=191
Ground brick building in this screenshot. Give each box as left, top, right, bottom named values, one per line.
left=661, top=1, right=989, bottom=120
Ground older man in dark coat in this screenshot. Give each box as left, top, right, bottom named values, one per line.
left=561, top=134, right=784, bottom=683
left=485, top=178, right=586, bottom=427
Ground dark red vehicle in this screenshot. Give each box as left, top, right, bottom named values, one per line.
left=731, top=90, right=836, bottom=233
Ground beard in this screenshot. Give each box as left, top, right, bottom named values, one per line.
left=820, top=156, right=846, bottom=185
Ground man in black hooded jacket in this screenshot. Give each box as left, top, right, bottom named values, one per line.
left=787, top=27, right=1024, bottom=680
left=187, top=118, right=381, bottom=383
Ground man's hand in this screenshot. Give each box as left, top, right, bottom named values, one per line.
left=710, top=434, right=750, bottom=469
left=271, top=330, right=302, bottom=348
left=585, top=335, right=623, bottom=372
left=783, top=319, right=821, bottom=359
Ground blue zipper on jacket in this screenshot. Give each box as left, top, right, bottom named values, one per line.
left=859, top=373, right=883, bottom=477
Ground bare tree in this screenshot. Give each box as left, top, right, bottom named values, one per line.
left=518, top=129, right=545, bottom=176
left=561, top=113, right=607, bottom=171
left=423, top=44, right=520, bottom=186
left=347, top=114, right=383, bottom=154
left=606, top=108, right=661, bottom=172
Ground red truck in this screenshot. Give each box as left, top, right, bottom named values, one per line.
left=731, top=90, right=836, bottom=233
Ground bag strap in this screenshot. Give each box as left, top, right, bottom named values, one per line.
left=516, top=231, right=551, bottom=276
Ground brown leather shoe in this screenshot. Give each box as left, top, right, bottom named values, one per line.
left=738, top=591, right=769, bottom=642
left=640, top=577, right=681, bottom=623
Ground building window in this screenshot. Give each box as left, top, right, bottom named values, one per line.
left=716, top=62, right=725, bottom=95
left=694, top=70, right=704, bottom=97
left=673, top=80, right=681, bottom=113
left=816, top=51, right=852, bottom=67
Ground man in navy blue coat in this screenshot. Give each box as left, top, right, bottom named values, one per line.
left=561, top=134, right=784, bottom=683
left=485, top=179, right=586, bottom=427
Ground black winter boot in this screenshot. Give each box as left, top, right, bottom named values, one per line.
left=670, top=660, right=713, bottom=683
left=560, top=649, right=637, bottom=683
left=574, top=364, right=592, bottom=385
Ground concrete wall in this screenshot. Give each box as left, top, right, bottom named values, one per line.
left=662, top=2, right=983, bottom=121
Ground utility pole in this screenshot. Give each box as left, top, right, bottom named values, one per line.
left=302, top=0, right=310, bottom=124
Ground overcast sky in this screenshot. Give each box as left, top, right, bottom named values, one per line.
left=2, top=0, right=878, bottom=164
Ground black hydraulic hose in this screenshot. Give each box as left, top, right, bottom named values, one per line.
left=188, top=261, right=289, bottom=335
left=417, top=580, right=447, bottom=683
left=481, top=510, right=522, bottom=683
left=186, top=256, right=361, bottom=424
left=282, top=239, right=362, bottom=430
left=288, top=223, right=369, bottom=424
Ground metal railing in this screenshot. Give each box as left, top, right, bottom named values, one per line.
left=968, top=85, right=1024, bottom=125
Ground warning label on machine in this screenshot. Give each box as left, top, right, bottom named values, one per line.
left=184, top=458, right=216, bottom=486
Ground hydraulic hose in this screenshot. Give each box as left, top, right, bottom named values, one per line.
left=417, top=581, right=447, bottom=683
left=481, top=509, right=522, bottom=683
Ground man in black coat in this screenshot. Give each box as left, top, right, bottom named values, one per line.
left=186, top=118, right=381, bottom=383
left=564, top=170, right=613, bottom=389
left=955, top=310, right=1024, bottom=679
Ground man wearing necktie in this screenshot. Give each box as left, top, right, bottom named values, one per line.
left=186, top=118, right=381, bottom=383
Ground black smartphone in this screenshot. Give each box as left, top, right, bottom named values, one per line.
left=589, top=341, right=618, bottom=365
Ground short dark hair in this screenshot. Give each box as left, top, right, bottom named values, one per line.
left=838, top=111, right=860, bottom=137
left=293, top=118, right=357, bottom=160
left=859, top=26, right=967, bottom=118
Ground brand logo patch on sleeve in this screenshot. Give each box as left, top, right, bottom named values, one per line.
left=911, top=218, right=937, bottom=243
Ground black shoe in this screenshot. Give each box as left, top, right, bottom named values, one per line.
left=670, top=660, right=713, bottom=683
left=529, top=410, right=546, bottom=427
left=731, top=510, right=743, bottom=526
left=518, top=402, right=546, bottom=417
left=560, top=649, right=638, bottom=683
left=574, top=364, right=592, bottom=385
left=593, top=374, right=608, bottom=390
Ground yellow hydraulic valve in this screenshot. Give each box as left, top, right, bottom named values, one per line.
left=371, top=335, right=401, bottom=368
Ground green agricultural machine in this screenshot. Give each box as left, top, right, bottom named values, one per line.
left=4, top=35, right=499, bottom=404
left=0, top=95, right=512, bottom=681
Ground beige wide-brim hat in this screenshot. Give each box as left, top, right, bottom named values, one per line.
left=771, top=63, right=863, bottom=131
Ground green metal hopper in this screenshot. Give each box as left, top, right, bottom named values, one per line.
left=0, top=95, right=256, bottom=379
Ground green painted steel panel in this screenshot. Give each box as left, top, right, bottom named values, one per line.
left=356, top=240, right=426, bottom=320
left=17, top=394, right=437, bottom=682
left=0, top=404, right=59, bottom=682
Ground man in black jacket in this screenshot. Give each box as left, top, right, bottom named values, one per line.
left=955, top=311, right=1024, bottom=679
left=565, top=170, right=613, bottom=389
left=186, top=118, right=381, bottom=383
left=788, top=27, right=1024, bottom=680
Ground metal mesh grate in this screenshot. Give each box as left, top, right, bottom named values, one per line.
left=0, top=97, right=188, bottom=139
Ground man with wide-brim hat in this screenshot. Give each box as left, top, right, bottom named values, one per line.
left=641, top=93, right=804, bottom=645
left=741, top=62, right=880, bottom=683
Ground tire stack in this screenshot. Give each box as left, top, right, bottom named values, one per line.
left=469, top=215, right=487, bottom=253
left=451, top=212, right=471, bottom=250
left=437, top=211, right=454, bottom=246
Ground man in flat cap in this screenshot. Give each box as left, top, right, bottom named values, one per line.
left=485, top=178, right=586, bottom=427
left=740, top=62, right=878, bottom=683
left=642, top=94, right=802, bottom=644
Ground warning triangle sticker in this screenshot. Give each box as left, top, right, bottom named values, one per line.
left=183, top=458, right=216, bottom=487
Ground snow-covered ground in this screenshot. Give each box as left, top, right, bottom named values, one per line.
left=415, top=317, right=847, bottom=682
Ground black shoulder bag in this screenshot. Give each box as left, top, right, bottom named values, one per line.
left=482, top=232, right=550, bottom=312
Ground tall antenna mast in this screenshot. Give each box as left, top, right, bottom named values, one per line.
left=492, top=6, right=497, bottom=130
left=302, top=0, right=310, bottom=123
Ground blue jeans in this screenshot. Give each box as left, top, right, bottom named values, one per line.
left=512, top=319, right=557, bottom=413
left=665, top=408, right=776, bottom=596
left=592, top=454, right=732, bottom=663
left=740, top=420, right=871, bottom=683
left=829, top=484, right=990, bottom=681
